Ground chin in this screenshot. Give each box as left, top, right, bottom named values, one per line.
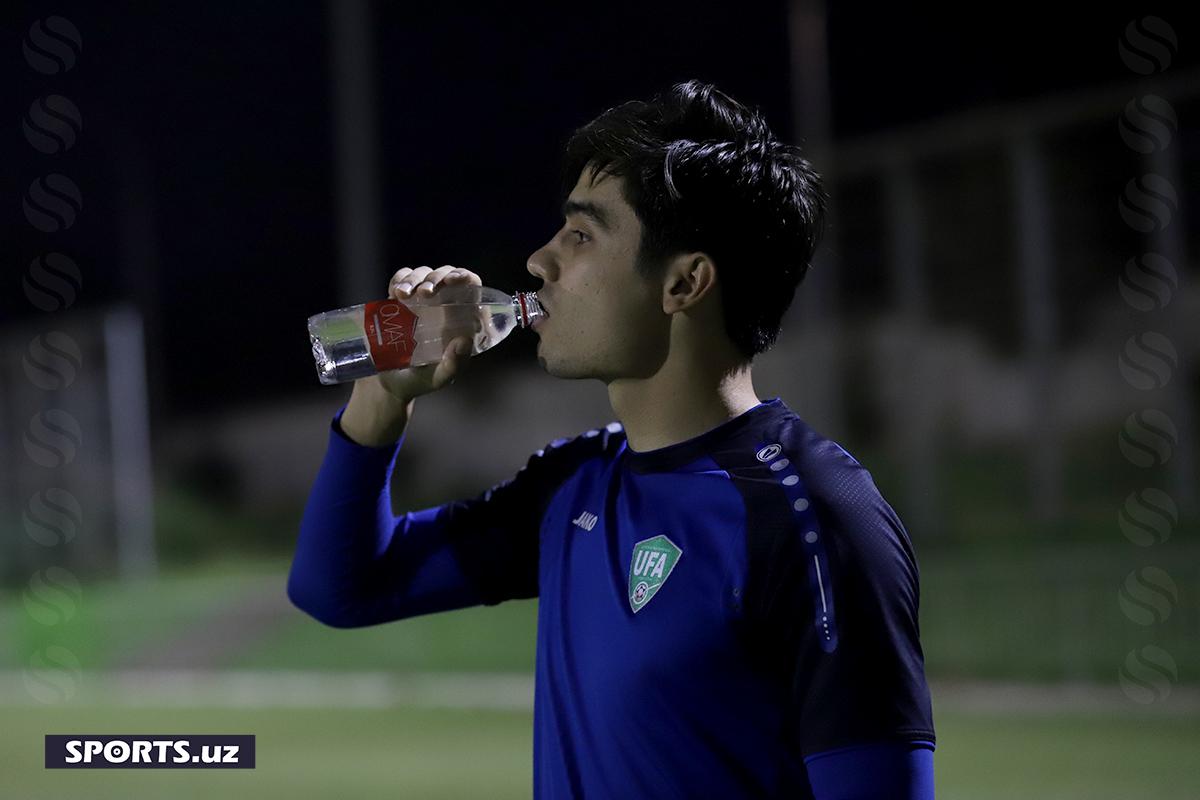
left=537, top=353, right=596, bottom=381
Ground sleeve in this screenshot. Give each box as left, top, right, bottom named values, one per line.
left=740, top=456, right=937, bottom=760
left=805, top=741, right=935, bottom=800
left=286, top=405, right=581, bottom=628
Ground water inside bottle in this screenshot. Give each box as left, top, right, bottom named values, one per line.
left=309, top=294, right=522, bottom=385
left=405, top=301, right=514, bottom=365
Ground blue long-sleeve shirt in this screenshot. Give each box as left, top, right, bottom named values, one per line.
left=288, top=397, right=936, bottom=798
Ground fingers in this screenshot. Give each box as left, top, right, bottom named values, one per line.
left=412, top=265, right=458, bottom=298
left=431, top=336, right=470, bottom=387
left=388, top=266, right=430, bottom=299
left=388, top=265, right=482, bottom=299
left=449, top=269, right=482, bottom=287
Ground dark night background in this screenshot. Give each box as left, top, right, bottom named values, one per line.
left=3, top=6, right=1199, bottom=796
left=5, top=2, right=1191, bottom=421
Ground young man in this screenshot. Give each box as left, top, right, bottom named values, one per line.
left=289, top=80, right=936, bottom=799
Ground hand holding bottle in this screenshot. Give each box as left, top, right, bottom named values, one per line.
left=372, top=265, right=481, bottom=401
left=338, top=266, right=480, bottom=447
left=310, top=264, right=545, bottom=446
left=307, top=265, right=544, bottom=388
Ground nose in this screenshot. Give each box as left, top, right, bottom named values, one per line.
left=526, top=242, right=557, bottom=284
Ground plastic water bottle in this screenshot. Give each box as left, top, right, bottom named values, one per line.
left=307, top=285, right=546, bottom=385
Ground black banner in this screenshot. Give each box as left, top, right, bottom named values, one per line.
left=45, top=735, right=255, bottom=769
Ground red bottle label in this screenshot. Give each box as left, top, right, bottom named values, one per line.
left=363, top=299, right=420, bottom=371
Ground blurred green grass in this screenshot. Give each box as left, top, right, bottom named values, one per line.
left=1, top=557, right=292, bottom=671
left=4, top=545, right=1195, bottom=682
left=1, top=705, right=1196, bottom=799
left=236, top=598, right=538, bottom=672
left=918, top=542, right=1199, bottom=682
left=0, top=705, right=532, bottom=800
left=7, top=413, right=1193, bottom=678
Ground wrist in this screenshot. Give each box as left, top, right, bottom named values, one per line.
left=341, top=378, right=414, bottom=447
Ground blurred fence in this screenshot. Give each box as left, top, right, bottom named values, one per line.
left=792, top=64, right=1200, bottom=538
left=0, top=305, right=155, bottom=587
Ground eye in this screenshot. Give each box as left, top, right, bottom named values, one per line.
left=570, top=229, right=590, bottom=245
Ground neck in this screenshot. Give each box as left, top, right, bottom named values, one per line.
left=609, top=346, right=761, bottom=453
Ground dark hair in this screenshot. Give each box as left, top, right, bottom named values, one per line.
left=563, top=80, right=828, bottom=361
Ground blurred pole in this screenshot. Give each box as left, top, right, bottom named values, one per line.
left=1147, top=134, right=1198, bottom=517
left=886, top=160, right=941, bottom=537
left=787, top=0, right=843, bottom=437
left=1011, top=133, right=1062, bottom=524
left=104, top=307, right=157, bottom=579
left=115, top=136, right=169, bottom=428
left=0, top=373, right=17, bottom=585
left=330, top=0, right=384, bottom=304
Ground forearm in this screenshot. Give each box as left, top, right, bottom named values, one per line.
left=286, top=405, right=405, bottom=626
left=340, top=376, right=414, bottom=447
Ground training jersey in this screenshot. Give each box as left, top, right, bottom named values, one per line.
left=288, top=396, right=936, bottom=798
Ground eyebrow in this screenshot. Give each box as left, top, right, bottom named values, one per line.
left=562, top=199, right=613, bottom=232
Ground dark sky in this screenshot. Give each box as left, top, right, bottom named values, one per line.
left=3, top=1, right=1191, bottom=418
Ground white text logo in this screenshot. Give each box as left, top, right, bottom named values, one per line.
left=571, top=511, right=598, bottom=531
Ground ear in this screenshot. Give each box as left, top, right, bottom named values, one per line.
left=663, top=253, right=718, bottom=313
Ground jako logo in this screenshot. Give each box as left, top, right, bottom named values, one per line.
left=756, top=444, right=781, bottom=462
left=571, top=511, right=598, bottom=531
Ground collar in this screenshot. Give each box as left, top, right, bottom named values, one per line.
left=622, top=397, right=789, bottom=474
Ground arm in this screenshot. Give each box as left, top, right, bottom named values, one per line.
left=740, top=441, right=937, bottom=795
left=805, top=741, right=935, bottom=800
left=288, top=384, right=599, bottom=627
left=289, top=265, right=515, bottom=626
left=286, top=402, right=483, bottom=627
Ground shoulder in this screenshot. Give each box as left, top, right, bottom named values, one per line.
left=716, top=412, right=899, bottom=529
left=534, top=420, right=627, bottom=464
left=732, top=414, right=914, bottom=565
left=718, top=413, right=920, bottom=624
left=483, top=420, right=627, bottom=501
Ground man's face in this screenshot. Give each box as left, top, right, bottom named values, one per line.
left=526, top=168, right=669, bottom=382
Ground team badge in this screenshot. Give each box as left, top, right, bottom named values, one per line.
left=628, top=535, right=683, bottom=613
